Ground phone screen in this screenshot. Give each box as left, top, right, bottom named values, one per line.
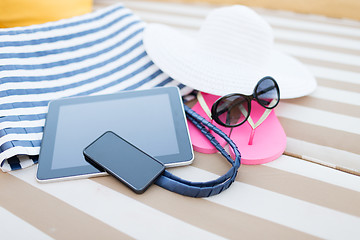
left=83, top=131, right=165, bottom=193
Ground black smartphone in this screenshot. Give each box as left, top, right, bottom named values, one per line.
left=83, top=131, right=165, bottom=194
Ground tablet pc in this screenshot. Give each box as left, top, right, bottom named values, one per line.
left=37, top=87, right=193, bottom=182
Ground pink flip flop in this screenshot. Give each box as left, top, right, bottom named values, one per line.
left=187, top=92, right=231, bottom=153
left=188, top=92, right=286, bottom=164
left=228, top=101, right=287, bottom=164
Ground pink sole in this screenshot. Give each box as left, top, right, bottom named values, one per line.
left=229, top=101, right=287, bottom=164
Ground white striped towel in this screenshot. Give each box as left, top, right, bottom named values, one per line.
left=0, top=3, right=192, bottom=172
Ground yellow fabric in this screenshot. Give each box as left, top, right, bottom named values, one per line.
left=0, top=0, right=93, bottom=28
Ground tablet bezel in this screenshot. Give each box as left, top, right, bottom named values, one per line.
left=36, top=87, right=193, bottom=182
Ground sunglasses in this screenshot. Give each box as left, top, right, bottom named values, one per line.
left=199, top=76, right=280, bottom=128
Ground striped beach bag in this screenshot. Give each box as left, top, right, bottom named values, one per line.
left=0, top=4, right=192, bottom=172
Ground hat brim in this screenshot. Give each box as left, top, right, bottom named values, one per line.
left=144, top=23, right=317, bottom=98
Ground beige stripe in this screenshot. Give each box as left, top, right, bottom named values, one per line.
left=296, top=56, right=360, bottom=73
left=92, top=176, right=318, bottom=240
left=144, top=0, right=360, bottom=21
left=283, top=151, right=360, bottom=177
left=276, top=38, right=360, bottom=56
left=316, top=77, right=360, bottom=93
left=271, top=24, right=360, bottom=41
left=100, top=1, right=360, bottom=38
left=121, top=2, right=360, bottom=43
left=191, top=152, right=360, bottom=217
left=122, top=0, right=211, bottom=18
left=282, top=97, right=360, bottom=118
left=255, top=8, right=360, bottom=28
left=0, top=173, right=133, bottom=240
left=278, top=117, right=360, bottom=155
left=130, top=12, right=200, bottom=31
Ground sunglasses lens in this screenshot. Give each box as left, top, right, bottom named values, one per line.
left=256, top=78, right=279, bottom=108
left=214, top=95, right=249, bottom=127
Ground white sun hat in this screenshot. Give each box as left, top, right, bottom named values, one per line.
left=143, top=5, right=317, bottom=99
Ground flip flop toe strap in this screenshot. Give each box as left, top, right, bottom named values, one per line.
left=197, top=91, right=213, bottom=120
left=239, top=99, right=277, bottom=145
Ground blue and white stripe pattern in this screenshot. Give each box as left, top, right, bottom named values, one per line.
left=0, top=4, right=191, bottom=172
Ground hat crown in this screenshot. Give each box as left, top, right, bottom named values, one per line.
left=196, top=6, right=274, bottom=66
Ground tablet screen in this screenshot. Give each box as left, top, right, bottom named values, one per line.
left=37, top=87, right=193, bottom=182
left=52, top=93, right=179, bottom=170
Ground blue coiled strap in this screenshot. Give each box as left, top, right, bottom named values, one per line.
left=155, top=105, right=241, bottom=198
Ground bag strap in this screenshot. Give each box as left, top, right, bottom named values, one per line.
left=155, top=104, right=241, bottom=198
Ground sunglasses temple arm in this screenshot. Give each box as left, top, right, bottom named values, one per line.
left=217, top=97, right=247, bottom=116
left=256, top=86, right=276, bottom=96
left=227, top=100, right=249, bottom=120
